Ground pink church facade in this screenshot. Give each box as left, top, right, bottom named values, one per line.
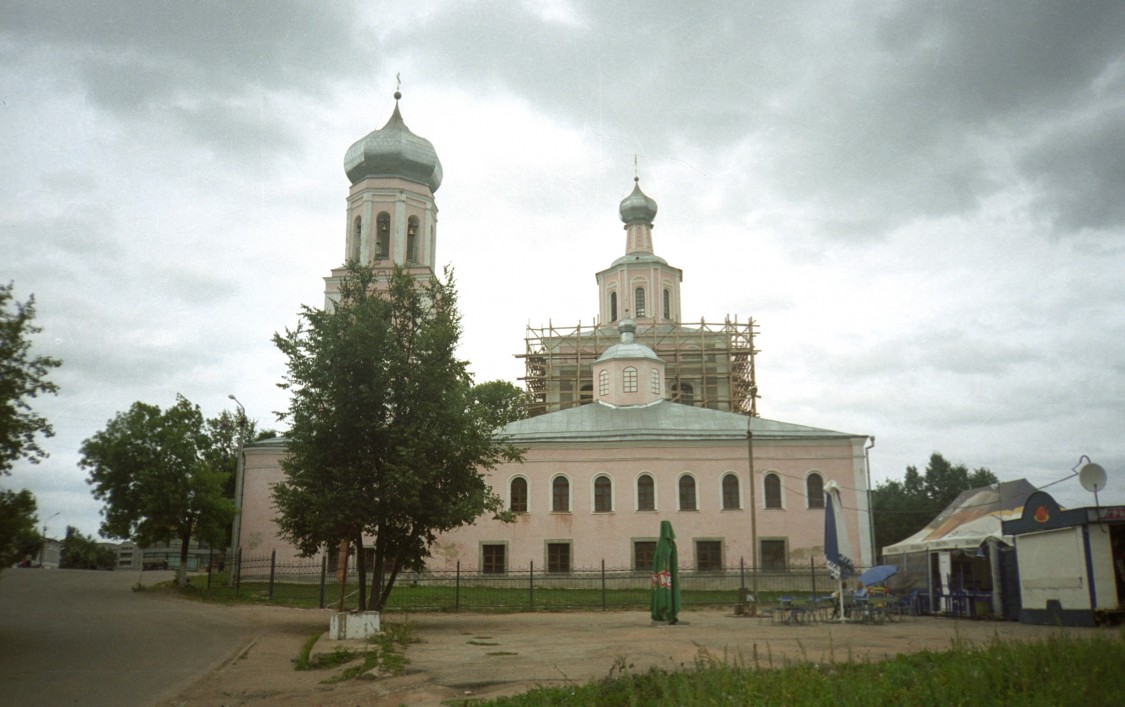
left=233, top=93, right=875, bottom=576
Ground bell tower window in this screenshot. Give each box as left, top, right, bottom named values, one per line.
left=609, top=292, right=618, bottom=322
left=634, top=287, right=646, bottom=317
left=350, top=216, right=362, bottom=262
left=663, top=288, right=671, bottom=319
left=376, top=212, right=390, bottom=259
left=407, top=216, right=420, bottom=263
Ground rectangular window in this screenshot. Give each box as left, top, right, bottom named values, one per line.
left=547, top=542, right=571, bottom=573
left=623, top=367, right=638, bottom=393
left=696, top=540, right=723, bottom=571
left=650, top=369, right=660, bottom=394
left=759, top=539, right=787, bottom=571
left=633, top=540, right=657, bottom=571
left=482, top=544, right=506, bottom=574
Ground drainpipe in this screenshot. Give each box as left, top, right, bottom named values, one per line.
left=865, top=436, right=876, bottom=565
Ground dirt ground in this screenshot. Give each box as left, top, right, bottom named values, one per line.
left=161, top=605, right=1098, bottom=706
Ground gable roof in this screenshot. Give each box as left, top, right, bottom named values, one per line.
left=499, top=399, right=864, bottom=444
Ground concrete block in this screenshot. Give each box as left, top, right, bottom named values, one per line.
left=328, top=611, right=381, bottom=640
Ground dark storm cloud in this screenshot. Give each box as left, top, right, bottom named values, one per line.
left=388, top=1, right=1125, bottom=236
left=2, top=0, right=373, bottom=162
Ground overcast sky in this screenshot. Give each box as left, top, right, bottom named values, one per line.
left=4, top=1, right=1124, bottom=541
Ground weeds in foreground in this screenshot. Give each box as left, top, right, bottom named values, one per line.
left=292, top=620, right=417, bottom=683
left=465, top=631, right=1125, bottom=706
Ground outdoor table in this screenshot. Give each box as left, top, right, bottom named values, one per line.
left=778, top=596, right=809, bottom=624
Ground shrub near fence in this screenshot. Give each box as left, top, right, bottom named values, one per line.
left=208, top=551, right=840, bottom=612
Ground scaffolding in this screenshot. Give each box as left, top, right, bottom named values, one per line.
left=519, top=317, right=760, bottom=417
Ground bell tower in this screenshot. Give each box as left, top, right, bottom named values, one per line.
left=325, top=89, right=443, bottom=304
left=595, top=178, right=683, bottom=326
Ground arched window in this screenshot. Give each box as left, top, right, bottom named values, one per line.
left=722, top=473, right=741, bottom=510
left=650, top=369, right=660, bottom=395
left=594, top=475, right=612, bottom=513
left=609, top=292, right=618, bottom=322
left=552, top=476, right=570, bottom=512
left=673, top=382, right=694, bottom=406
left=406, top=216, right=419, bottom=262
left=637, top=474, right=655, bottom=511
left=634, top=287, right=646, bottom=317
left=598, top=369, right=609, bottom=396
left=623, top=366, right=638, bottom=393
left=351, top=216, right=362, bottom=261
left=663, top=288, right=671, bottom=319
left=509, top=477, right=528, bottom=513
left=764, top=473, right=782, bottom=509
left=679, top=475, right=697, bottom=511
left=806, top=472, right=825, bottom=509
left=376, top=212, right=390, bottom=259
left=579, top=383, right=593, bottom=403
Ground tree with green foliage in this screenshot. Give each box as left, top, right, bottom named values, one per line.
left=1, top=283, right=61, bottom=473
left=59, top=525, right=117, bottom=570
left=873, top=452, right=998, bottom=552
left=273, top=263, right=523, bottom=611
left=80, top=395, right=236, bottom=586
left=0, top=488, right=40, bottom=570
left=470, top=379, right=529, bottom=429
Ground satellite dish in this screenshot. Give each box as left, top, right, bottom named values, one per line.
left=1078, top=463, right=1107, bottom=493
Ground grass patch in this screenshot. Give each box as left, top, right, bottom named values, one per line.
left=467, top=640, right=500, bottom=646
left=462, top=631, right=1125, bottom=706
left=293, top=620, right=418, bottom=684
left=487, top=651, right=519, bottom=656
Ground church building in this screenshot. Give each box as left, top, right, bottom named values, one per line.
left=235, top=92, right=875, bottom=574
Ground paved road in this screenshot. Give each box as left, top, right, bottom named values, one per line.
left=0, top=568, right=254, bottom=706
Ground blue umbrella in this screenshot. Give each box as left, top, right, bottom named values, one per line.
left=859, top=564, right=898, bottom=587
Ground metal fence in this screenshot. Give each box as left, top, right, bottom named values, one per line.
left=203, top=550, right=840, bottom=612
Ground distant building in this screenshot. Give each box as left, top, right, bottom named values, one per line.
left=115, top=539, right=220, bottom=572
left=236, top=91, right=875, bottom=574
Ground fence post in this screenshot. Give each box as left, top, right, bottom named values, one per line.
left=318, top=553, right=327, bottom=609
left=529, top=560, right=534, bottom=611
left=740, top=556, right=745, bottom=591
left=455, top=561, right=461, bottom=611
left=601, top=559, right=607, bottom=611
left=207, top=548, right=214, bottom=589
left=268, top=549, right=276, bottom=601
left=235, top=547, right=242, bottom=597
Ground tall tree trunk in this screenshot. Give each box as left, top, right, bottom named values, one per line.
left=336, top=538, right=349, bottom=611
left=368, top=532, right=385, bottom=609
left=354, top=533, right=367, bottom=612
left=376, top=556, right=402, bottom=612
left=177, top=530, right=191, bottom=587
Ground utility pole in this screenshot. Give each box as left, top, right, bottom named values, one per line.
left=227, top=394, right=247, bottom=587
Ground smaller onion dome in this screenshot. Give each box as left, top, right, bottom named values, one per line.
left=343, top=91, right=443, bottom=192
left=596, top=319, right=663, bottom=364
left=618, top=178, right=658, bottom=225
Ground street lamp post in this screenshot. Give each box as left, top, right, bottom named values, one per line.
left=227, top=394, right=247, bottom=587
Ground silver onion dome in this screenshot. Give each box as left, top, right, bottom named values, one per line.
left=618, top=178, right=658, bottom=225
left=343, top=92, right=443, bottom=192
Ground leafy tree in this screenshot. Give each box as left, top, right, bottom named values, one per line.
left=80, top=395, right=235, bottom=586
left=873, top=452, right=998, bottom=552
left=59, top=526, right=116, bottom=570
left=470, top=379, right=529, bottom=428
left=273, top=263, right=523, bottom=611
left=1, top=282, right=61, bottom=475
left=0, top=488, right=39, bottom=570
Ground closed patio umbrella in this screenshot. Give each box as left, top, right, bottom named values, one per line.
left=650, top=520, right=681, bottom=624
left=824, top=482, right=854, bottom=622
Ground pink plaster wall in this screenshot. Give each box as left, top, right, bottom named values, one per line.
left=238, top=436, right=871, bottom=572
